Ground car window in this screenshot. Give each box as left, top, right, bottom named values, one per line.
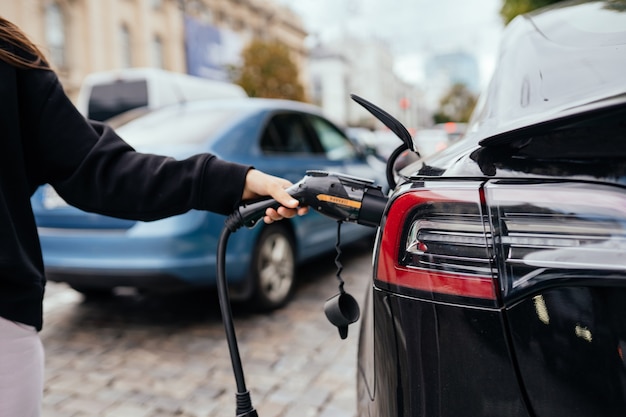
left=307, top=115, right=357, bottom=160
left=88, top=79, right=148, bottom=122
left=260, top=113, right=319, bottom=155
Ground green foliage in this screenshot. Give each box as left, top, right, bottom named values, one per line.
left=234, top=39, right=307, bottom=102
left=500, top=0, right=566, bottom=24
left=433, top=83, right=477, bottom=124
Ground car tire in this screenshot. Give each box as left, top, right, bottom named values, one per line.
left=250, top=223, right=296, bottom=310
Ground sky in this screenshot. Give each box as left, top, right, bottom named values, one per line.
left=275, top=0, right=505, bottom=89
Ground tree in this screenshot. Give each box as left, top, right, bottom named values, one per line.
left=499, top=0, right=566, bottom=24
left=433, top=83, right=477, bottom=124
left=234, top=39, right=307, bottom=102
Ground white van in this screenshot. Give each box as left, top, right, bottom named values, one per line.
left=76, top=67, right=248, bottom=122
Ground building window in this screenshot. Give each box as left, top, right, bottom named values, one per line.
left=151, top=35, right=164, bottom=68
left=119, top=24, right=132, bottom=68
left=45, top=2, right=66, bottom=69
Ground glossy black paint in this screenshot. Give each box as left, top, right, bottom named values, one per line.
left=507, top=287, right=626, bottom=416
left=358, top=287, right=530, bottom=417
left=471, top=2, right=626, bottom=147
left=357, top=1, right=626, bottom=416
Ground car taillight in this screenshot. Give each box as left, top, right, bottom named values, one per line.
left=485, top=181, right=626, bottom=302
left=376, top=184, right=499, bottom=306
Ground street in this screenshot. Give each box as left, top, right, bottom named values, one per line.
left=40, top=238, right=374, bottom=417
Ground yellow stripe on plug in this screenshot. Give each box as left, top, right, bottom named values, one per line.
left=316, top=194, right=362, bottom=209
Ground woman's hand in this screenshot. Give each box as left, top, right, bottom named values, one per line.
left=242, top=169, right=308, bottom=224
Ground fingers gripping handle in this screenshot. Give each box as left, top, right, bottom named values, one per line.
left=235, top=197, right=282, bottom=229
left=228, top=171, right=388, bottom=232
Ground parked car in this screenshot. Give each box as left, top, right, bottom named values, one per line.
left=412, top=128, right=450, bottom=157
left=434, top=121, right=467, bottom=143
left=75, top=67, right=247, bottom=122
left=350, top=122, right=463, bottom=162
left=371, top=130, right=413, bottom=161
left=32, top=98, right=386, bottom=310
left=346, top=127, right=380, bottom=156
left=357, top=1, right=626, bottom=416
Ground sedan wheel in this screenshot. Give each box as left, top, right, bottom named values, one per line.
left=251, top=224, right=296, bottom=310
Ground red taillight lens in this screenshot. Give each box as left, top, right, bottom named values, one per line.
left=376, top=185, right=498, bottom=306
left=376, top=180, right=626, bottom=305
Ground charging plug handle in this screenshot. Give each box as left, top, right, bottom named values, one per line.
left=233, top=171, right=387, bottom=230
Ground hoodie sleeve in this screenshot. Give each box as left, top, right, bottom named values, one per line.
left=20, top=67, right=250, bottom=220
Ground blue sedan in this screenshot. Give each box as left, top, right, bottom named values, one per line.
left=32, top=98, right=388, bottom=309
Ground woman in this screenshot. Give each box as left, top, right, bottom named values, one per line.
left=0, top=17, right=306, bottom=416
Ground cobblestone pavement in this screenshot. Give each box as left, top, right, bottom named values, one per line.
left=40, top=239, right=374, bottom=417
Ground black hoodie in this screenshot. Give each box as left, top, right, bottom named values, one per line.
left=0, top=54, right=250, bottom=331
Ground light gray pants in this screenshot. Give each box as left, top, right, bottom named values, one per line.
left=0, top=316, right=44, bottom=417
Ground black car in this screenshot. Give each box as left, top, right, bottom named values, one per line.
left=357, top=1, right=626, bottom=416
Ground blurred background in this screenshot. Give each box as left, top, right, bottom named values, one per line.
left=2, top=0, right=509, bottom=133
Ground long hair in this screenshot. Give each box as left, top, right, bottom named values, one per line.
left=0, top=16, right=48, bottom=69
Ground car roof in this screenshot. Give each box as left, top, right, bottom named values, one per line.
left=176, top=97, right=326, bottom=115
left=121, top=97, right=327, bottom=123
left=114, top=97, right=331, bottom=150
left=470, top=0, right=626, bottom=147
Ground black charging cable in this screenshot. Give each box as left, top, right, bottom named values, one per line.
left=217, top=215, right=258, bottom=417
left=334, top=220, right=345, bottom=294
left=215, top=170, right=387, bottom=415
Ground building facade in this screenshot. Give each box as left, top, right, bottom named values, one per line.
left=2, top=0, right=307, bottom=100
left=308, top=36, right=428, bottom=130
